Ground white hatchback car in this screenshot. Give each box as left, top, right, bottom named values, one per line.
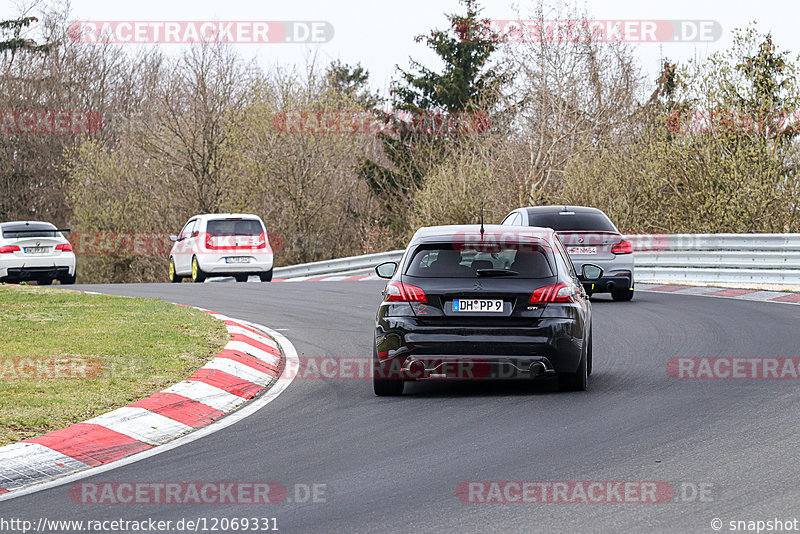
left=0, top=221, right=76, bottom=285
left=168, top=214, right=274, bottom=283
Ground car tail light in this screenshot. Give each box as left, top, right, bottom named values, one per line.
left=611, top=240, right=633, bottom=254
left=205, top=232, right=213, bottom=249
left=0, top=245, right=20, bottom=253
left=56, top=243, right=73, bottom=252
left=384, top=281, right=427, bottom=303
left=530, top=283, right=576, bottom=303
left=255, top=232, right=267, bottom=249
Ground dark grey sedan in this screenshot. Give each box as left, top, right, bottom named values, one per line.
left=502, top=206, right=634, bottom=301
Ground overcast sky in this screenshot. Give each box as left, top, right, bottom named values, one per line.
left=6, top=0, right=800, bottom=95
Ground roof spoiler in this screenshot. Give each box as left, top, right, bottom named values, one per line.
left=3, top=228, right=70, bottom=234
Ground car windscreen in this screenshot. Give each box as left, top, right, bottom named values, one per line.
left=206, top=219, right=263, bottom=236
left=527, top=211, right=617, bottom=232
left=405, top=241, right=555, bottom=278
left=1, top=222, right=59, bottom=238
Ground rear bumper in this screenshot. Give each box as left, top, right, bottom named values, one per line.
left=377, top=355, right=559, bottom=380
left=571, top=256, right=634, bottom=293
left=0, top=255, right=76, bottom=280
left=374, top=317, right=585, bottom=379
left=1, top=265, right=71, bottom=281
left=582, top=275, right=632, bottom=293
left=197, top=253, right=273, bottom=274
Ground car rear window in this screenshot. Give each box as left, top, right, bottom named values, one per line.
left=206, top=219, right=263, bottom=237
left=1, top=222, right=59, bottom=238
left=405, top=242, right=555, bottom=278
left=527, top=211, right=617, bottom=232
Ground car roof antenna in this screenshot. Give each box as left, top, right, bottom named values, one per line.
left=479, top=203, right=485, bottom=238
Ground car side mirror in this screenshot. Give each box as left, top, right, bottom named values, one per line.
left=375, top=261, right=397, bottom=279
left=582, top=264, right=603, bottom=280
left=169, top=234, right=179, bottom=242
left=191, top=231, right=199, bottom=238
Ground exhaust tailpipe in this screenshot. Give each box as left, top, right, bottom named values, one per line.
left=406, top=358, right=426, bottom=378
left=529, top=362, right=546, bottom=377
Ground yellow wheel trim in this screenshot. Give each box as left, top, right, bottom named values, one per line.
left=192, top=259, right=198, bottom=279
left=169, top=261, right=175, bottom=279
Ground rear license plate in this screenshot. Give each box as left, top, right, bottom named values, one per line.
left=225, top=257, right=250, bottom=263
left=567, top=246, right=597, bottom=255
left=24, top=247, right=48, bottom=254
left=452, top=299, right=504, bottom=313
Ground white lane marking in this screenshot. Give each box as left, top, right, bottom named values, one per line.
left=162, top=381, right=246, bottom=412
left=202, top=358, right=274, bottom=386
left=225, top=340, right=280, bottom=366
left=0, top=443, right=89, bottom=490
left=0, top=323, right=299, bottom=502
left=224, top=325, right=279, bottom=348
left=84, top=407, right=193, bottom=446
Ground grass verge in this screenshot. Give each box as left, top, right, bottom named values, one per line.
left=0, top=284, right=228, bottom=446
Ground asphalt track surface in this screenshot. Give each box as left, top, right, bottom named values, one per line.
left=2, top=281, right=800, bottom=533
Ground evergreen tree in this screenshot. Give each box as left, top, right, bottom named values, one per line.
left=358, top=0, right=503, bottom=222
left=325, top=60, right=381, bottom=108
left=0, top=17, right=52, bottom=59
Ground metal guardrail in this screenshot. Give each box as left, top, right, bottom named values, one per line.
left=273, top=250, right=404, bottom=279
left=629, top=233, right=800, bottom=284
left=273, top=234, right=800, bottom=286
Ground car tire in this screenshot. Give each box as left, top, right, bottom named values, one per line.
left=191, top=256, right=206, bottom=283
left=586, top=331, right=593, bottom=377
left=612, top=288, right=634, bottom=301
left=38, top=279, right=53, bottom=286
left=259, top=269, right=273, bottom=282
left=59, top=274, right=76, bottom=285
left=374, top=376, right=405, bottom=396
left=558, top=349, right=588, bottom=392
left=234, top=274, right=249, bottom=283
left=168, top=259, right=182, bottom=283
left=373, top=344, right=404, bottom=396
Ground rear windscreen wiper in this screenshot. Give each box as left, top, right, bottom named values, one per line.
left=476, top=269, right=519, bottom=277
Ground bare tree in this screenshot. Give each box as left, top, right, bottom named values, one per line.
left=497, top=0, right=644, bottom=206
left=138, top=44, right=256, bottom=213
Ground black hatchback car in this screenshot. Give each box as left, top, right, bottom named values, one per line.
left=372, top=225, right=602, bottom=396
